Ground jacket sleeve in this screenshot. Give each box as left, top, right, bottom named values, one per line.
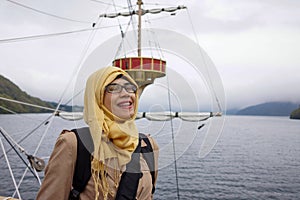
left=36, top=130, right=77, bottom=200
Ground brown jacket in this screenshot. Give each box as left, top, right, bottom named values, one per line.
left=36, top=130, right=159, bottom=200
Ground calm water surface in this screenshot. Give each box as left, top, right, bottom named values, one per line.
left=0, top=114, right=299, bottom=199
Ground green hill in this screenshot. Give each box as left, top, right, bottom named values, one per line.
left=0, top=74, right=55, bottom=114
left=290, top=107, right=300, bottom=119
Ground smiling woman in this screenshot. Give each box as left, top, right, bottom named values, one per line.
left=36, top=66, right=159, bottom=200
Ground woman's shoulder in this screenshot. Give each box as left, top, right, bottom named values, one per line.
left=55, top=129, right=77, bottom=149
left=141, top=133, right=159, bottom=151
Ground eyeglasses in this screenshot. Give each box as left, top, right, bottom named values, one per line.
left=105, top=83, right=137, bottom=94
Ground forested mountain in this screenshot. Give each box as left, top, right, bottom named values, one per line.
left=0, top=74, right=55, bottom=114
left=290, top=107, right=300, bottom=119
left=236, top=102, right=299, bottom=116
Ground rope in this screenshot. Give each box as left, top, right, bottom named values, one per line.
left=90, top=0, right=126, bottom=9
left=1, top=17, right=111, bottom=191
left=6, top=15, right=107, bottom=193
left=0, top=128, right=39, bottom=180
left=113, top=0, right=137, bottom=59
left=0, top=13, right=103, bottom=176
left=6, top=0, right=91, bottom=24
left=63, top=88, right=85, bottom=106
left=186, top=8, right=223, bottom=112
left=112, top=0, right=125, bottom=38
left=166, top=76, right=180, bottom=199
left=127, top=0, right=137, bottom=34
left=49, top=14, right=103, bottom=112
left=0, top=105, right=19, bottom=114
left=0, top=24, right=131, bottom=44
left=0, top=114, right=52, bottom=159
left=0, top=96, right=58, bottom=112
left=24, top=10, right=105, bottom=184
left=0, top=138, right=22, bottom=200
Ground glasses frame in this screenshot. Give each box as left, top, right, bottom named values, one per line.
left=105, top=83, right=137, bottom=94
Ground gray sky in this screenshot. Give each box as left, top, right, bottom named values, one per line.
left=1, top=0, right=300, bottom=111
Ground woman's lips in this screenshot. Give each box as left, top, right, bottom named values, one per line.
left=118, top=100, right=133, bottom=108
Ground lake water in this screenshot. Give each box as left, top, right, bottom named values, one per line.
left=0, top=114, right=300, bottom=199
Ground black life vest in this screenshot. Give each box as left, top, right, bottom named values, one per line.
left=69, top=127, right=155, bottom=200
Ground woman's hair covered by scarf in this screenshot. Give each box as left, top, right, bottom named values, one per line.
left=83, top=66, right=139, bottom=199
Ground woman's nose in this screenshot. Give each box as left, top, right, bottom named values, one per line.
left=119, top=87, right=130, bottom=96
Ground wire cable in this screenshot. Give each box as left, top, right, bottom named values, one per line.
left=0, top=23, right=125, bottom=44
left=113, top=0, right=137, bottom=59
left=186, top=8, right=223, bottom=112
left=166, top=76, right=181, bottom=200
left=0, top=128, right=39, bottom=180
left=0, top=138, right=22, bottom=200
left=0, top=16, right=174, bottom=45
left=0, top=97, right=57, bottom=112
left=90, top=0, right=126, bottom=9
left=0, top=114, right=53, bottom=159
left=31, top=10, right=104, bottom=163
left=6, top=0, right=91, bottom=24
left=112, top=0, right=125, bottom=38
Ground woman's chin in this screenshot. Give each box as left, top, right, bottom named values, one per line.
left=115, top=111, right=134, bottom=121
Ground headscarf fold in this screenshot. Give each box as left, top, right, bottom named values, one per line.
left=83, top=66, right=139, bottom=199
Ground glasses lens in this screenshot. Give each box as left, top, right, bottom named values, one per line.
left=124, top=84, right=137, bottom=93
left=106, top=84, right=122, bottom=93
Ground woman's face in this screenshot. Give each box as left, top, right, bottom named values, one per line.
left=103, top=77, right=137, bottom=120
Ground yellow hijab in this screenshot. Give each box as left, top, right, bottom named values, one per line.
left=83, top=66, right=139, bottom=199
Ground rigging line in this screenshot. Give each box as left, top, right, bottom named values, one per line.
left=0, top=104, right=54, bottom=124
left=145, top=26, right=160, bottom=58
left=113, top=1, right=135, bottom=59
left=0, top=105, right=19, bottom=114
left=144, top=15, right=175, bottom=24
left=0, top=28, right=92, bottom=44
left=13, top=165, right=35, bottom=198
left=166, top=76, right=181, bottom=200
left=0, top=138, right=22, bottom=200
left=128, top=0, right=138, bottom=40
left=143, top=17, right=154, bottom=57
left=0, top=126, right=26, bottom=153
left=31, top=115, right=54, bottom=186
left=18, top=114, right=52, bottom=145
left=8, top=21, right=102, bottom=189
left=33, top=14, right=103, bottom=161
left=0, top=24, right=125, bottom=44
left=62, top=88, right=85, bottom=106
left=145, top=19, right=164, bottom=59
left=143, top=2, right=177, bottom=7
left=27, top=18, right=104, bottom=185
left=115, top=0, right=136, bottom=58
left=186, top=8, right=223, bottom=112
left=0, top=127, right=44, bottom=186
left=15, top=150, right=44, bottom=194
left=127, top=0, right=138, bottom=43
left=0, top=107, right=47, bottom=134
left=90, top=0, right=126, bottom=9
left=0, top=114, right=53, bottom=160
left=0, top=96, right=60, bottom=112
left=0, top=128, right=39, bottom=180
left=125, top=0, right=138, bottom=54
left=6, top=0, right=91, bottom=24
left=112, top=0, right=125, bottom=38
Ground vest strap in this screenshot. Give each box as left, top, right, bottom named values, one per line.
left=69, top=127, right=93, bottom=200
left=115, top=138, right=142, bottom=200
left=69, top=128, right=155, bottom=200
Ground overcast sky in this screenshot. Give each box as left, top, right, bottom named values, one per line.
left=1, top=0, right=300, bottom=111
